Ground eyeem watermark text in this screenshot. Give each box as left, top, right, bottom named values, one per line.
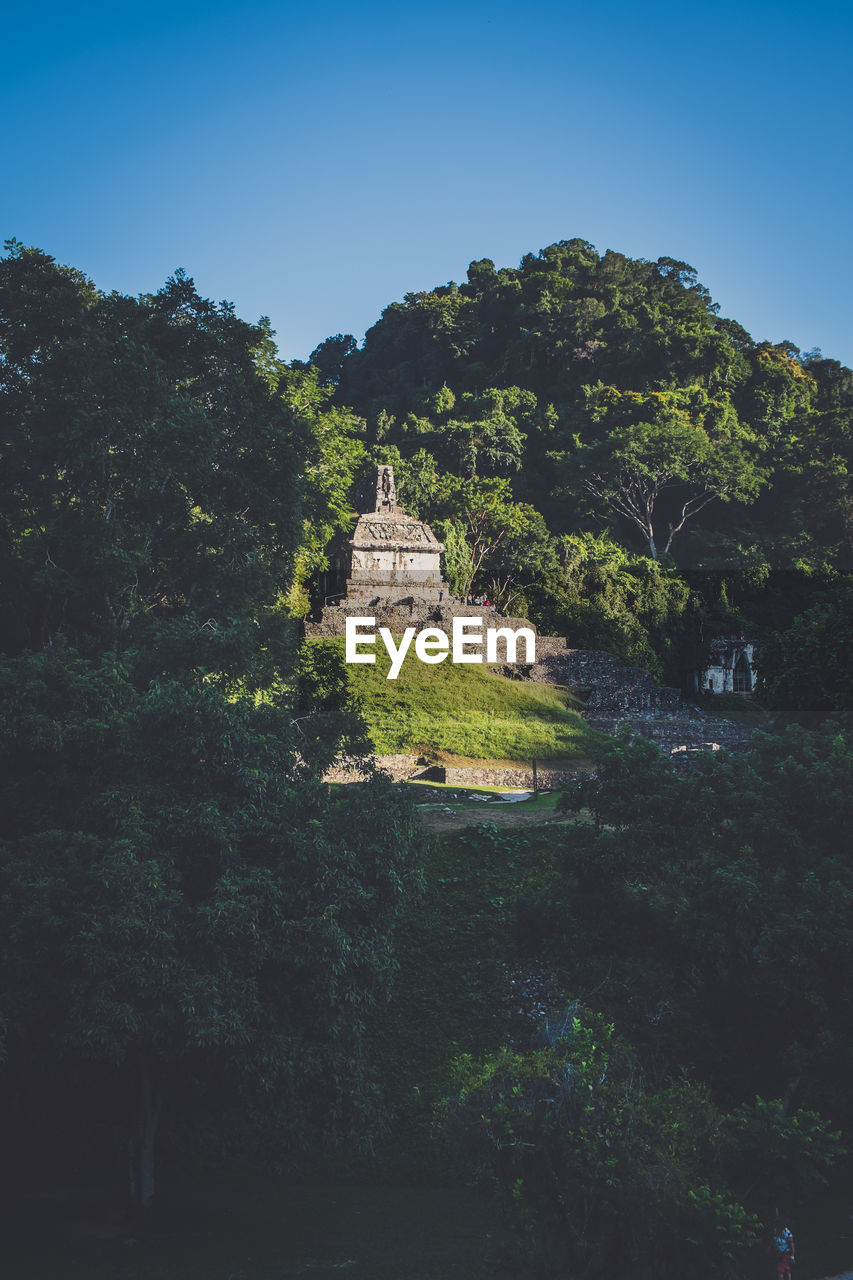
left=345, top=616, right=536, bottom=679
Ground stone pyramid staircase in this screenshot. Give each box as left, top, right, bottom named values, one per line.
left=512, top=637, right=756, bottom=758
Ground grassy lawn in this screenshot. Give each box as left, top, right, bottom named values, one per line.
left=312, top=639, right=602, bottom=762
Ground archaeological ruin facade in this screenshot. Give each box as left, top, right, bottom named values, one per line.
left=345, top=465, right=448, bottom=606
left=305, top=465, right=531, bottom=639
left=683, top=637, right=758, bottom=695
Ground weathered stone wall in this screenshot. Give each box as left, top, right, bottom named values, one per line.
left=595, top=711, right=753, bottom=751
left=509, top=642, right=756, bottom=756
left=587, top=682, right=683, bottom=717
left=305, top=601, right=535, bottom=644
left=437, top=764, right=583, bottom=790
left=323, top=755, right=584, bottom=790
left=323, top=753, right=422, bottom=783
left=523, top=647, right=678, bottom=696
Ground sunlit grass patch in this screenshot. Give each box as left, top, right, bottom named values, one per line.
left=313, top=640, right=603, bottom=762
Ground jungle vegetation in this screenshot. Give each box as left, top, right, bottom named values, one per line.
left=308, top=238, right=853, bottom=696
left=2, top=238, right=852, bottom=1278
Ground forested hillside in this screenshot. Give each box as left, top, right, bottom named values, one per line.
left=2, top=239, right=853, bottom=1280
left=307, top=239, right=853, bottom=705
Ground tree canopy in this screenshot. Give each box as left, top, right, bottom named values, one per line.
left=303, top=238, right=853, bottom=695
left=3, top=236, right=853, bottom=1271
left=0, top=243, right=421, bottom=1213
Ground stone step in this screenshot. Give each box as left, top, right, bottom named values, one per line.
left=305, top=601, right=534, bottom=640
left=519, top=637, right=756, bottom=757
left=587, top=713, right=754, bottom=756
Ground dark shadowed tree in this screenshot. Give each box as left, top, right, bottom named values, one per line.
left=0, top=243, right=421, bottom=1214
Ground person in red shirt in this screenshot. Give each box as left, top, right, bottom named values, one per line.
left=774, top=1224, right=795, bottom=1275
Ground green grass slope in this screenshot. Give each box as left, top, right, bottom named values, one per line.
left=314, top=639, right=602, bottom=762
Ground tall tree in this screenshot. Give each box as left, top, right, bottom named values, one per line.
left=0, top=243, right=306, bottom=671
left=0, top=647, right=420, bottom=1212
left=0, top=243, right=421, bottom=1212
left=552, top=386, right=765, bottom=558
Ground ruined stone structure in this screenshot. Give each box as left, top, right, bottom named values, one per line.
left=323, top=754, right=588, bottom=790
left=345, top=465, right=447, bottom=606
left=309, top=467, right=761, bottom=771
left=306, top=465, right=449, bottom=637
left=305, top=464, right=532, bottom=639
left=508, top=637, right=758, bottom=757
left=696, top=637, right=758, bottom=695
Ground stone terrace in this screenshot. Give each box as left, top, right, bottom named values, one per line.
left=305, top=599, right=533, bottom=642
left=511, top=638, right=755, bottom=757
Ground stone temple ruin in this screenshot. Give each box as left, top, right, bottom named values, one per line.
left=305, top=465, right=530, bottom=639
left=343, top=464, right=447, bottom=607
left=700, top=637, right=757, bottom=695
left=307, top=465, right=761, bottom=772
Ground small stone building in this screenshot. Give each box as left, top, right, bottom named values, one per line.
left=345, top=465, right=447, bottom=606
left=305, top=464, right=531, bottom=641
left=306, top=465, right=458, bottom=637
left=697, top=637, right=758, bottom=694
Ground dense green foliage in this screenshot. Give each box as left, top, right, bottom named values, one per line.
left=6, top=1176, right=503, bottom=1279
left=308, top=239, right=853, bottom=697
left=471, top=730, right=853, bottom=1273
left=0, top=243, right=420, bottom=1213
left=758, top=581, right=853, bottom=726
left=539, top=531, right=695, bottom=677
left=543, top=729, right=853, bottom=1113
left=448, top=1020, right=766, bottom=1279
left=3, top=237, right=853, bottom=1277
left=326, top=242, right=849, bottom=566
left=425, top=730, right=852, bottom=1276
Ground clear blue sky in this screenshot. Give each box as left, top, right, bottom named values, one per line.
left=3, top=0, right=852, bottom=364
